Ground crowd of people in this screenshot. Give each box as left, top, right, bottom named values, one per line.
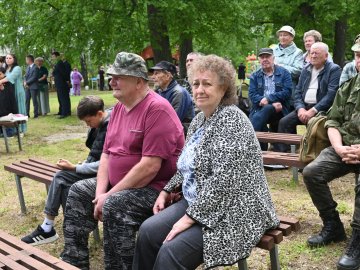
left=2, top=25, right=358, bottom=270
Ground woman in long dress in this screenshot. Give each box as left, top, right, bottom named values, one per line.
left=0, top=54, right=27, bottom=133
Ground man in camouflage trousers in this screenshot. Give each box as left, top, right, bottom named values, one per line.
left=60, top=52, right=184, bottom=270
left=303, top=71, right=360, bottom=270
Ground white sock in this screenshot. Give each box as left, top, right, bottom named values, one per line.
left=41, top=217, right=54, bottom=233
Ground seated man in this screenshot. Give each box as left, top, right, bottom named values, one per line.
left=303, top=73, right=360, bottom=270
left=274, top=42, right=341, bottom=152
left=21, top=95, right=111, bottom=245
left=249, top=48, right=292, bottom=150
left=60, top=52, right=184, bottom=270
left=340, top=34, right=360, bottom=85
left=151, top=61, right=194, bottom=133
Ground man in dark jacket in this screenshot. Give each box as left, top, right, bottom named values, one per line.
left=21, top=96, right=111, bottom=246
left=52, top=51, right=71, bottom=118
left=249, top=48, right=292, bottom=150
left=151, top=61, right=194, bottom=134
left=274, top=42, right=341, bottom=152
left=24, top=55, right=40, bottom=118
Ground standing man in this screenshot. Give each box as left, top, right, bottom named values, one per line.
left=60, top=52, right=184, bottom=270
left=52, top=51, right=71, bottom=118
left=249, top=48, right=292, bottom=150
left=24, top=55, right=40, bottom=118
left=151, top=61, right=194, bottom=134
left=340, top=34, right=360, bottom=85
left=238, top=62, right=246, bottom=82
left=274, top=42, right=341, bottom=152
left=98, top=66, right=105, bottom=91
left=303, top=72, right=360, bottom=270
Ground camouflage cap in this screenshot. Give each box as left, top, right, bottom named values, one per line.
left=351, top=34, right=360, bottom=52
left=107, top=52, right=148, bottom=80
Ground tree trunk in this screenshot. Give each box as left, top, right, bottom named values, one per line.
left=80, top=52, right=89, bottom=86
left=333, top=16, right=347, bottom=67
left=147, top=4, right=172, bottom=63
left=179, top=34, right=193, bottom=79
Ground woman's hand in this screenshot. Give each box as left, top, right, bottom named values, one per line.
left=164, top=215, right=195, bottom=242
left=153, top=191, right=170, bottom=214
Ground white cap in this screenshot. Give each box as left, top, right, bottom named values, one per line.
left=277, top=25, right=295, bottom=37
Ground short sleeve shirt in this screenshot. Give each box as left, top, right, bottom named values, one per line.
left=103, top=91, right=185, bottom=191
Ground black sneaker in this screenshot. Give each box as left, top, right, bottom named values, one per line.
left=21, top=225, right=59, bottom=246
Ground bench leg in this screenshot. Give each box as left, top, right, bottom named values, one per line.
left=15, top=175, right=26, bottom=214
left=270, top=244, right=280, bottom=270
left=45, top=184, right=49, bottom=194
left=291, top=145, right=298, bottom=184
left=238, top=258, right=248, bottom=270
left=16, top=126, right=22, bottom=151
left=356, top=173, right=359, bottom=186
left=93, top=225, right=101, bottom=242
left=2, top=126, right=10, bottom=153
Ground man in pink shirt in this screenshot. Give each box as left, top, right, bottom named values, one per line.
left=60, top=52, right=185, bottom=270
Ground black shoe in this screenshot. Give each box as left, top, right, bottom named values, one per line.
left=21, top=225, right=59, bottom=246
left=307, top=219, right=347, bottom=247
left=57, top=115, right=67, bottom=119
left=337, top=229, right=360, bottom=270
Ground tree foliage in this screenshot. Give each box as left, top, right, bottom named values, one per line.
left=0, top=0, right=357, bottom=79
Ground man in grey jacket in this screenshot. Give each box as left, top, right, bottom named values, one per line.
left=21, top=96, right=111, bottom=246
left=24, top=55, right=40, bottom=118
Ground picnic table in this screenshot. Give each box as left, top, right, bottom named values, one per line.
left=0, top=120, right=26, bottom=153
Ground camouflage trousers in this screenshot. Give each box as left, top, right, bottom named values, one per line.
left=303, top=146, right=360, bottom=229
left=60, top=177, right=159, bottom=270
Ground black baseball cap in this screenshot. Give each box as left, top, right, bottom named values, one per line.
left=258, top=48, right=274, bottom=57
left=150, top=61, right=176, bottom=75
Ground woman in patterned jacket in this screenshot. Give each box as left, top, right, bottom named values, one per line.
left=133, top=55, right=279, bottom=270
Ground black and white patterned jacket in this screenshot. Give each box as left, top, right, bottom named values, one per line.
left=164, top=104, right=279, bottom=269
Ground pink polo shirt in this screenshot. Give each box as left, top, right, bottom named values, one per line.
left=103, top=91, right=184, bottom=191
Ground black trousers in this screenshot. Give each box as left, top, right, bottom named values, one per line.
left=57, top=87, right=71, bottom=116
left=303, top=147, right=360, bottom=229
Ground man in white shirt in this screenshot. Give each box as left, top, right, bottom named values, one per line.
left=274, top=42, right=341, bottom=152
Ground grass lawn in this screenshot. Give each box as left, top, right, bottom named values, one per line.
left=0, top=89, right=356, bottom=269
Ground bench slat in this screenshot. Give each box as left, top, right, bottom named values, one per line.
left=9, top=163, right=56, bottom=179
left=4, top=164, right=53, bottom=184
left=276, top=223, right=292, bottom=236
left=279, top=216, right=301, bottom=231
left=265, top=229, right=283, bottom=244
left=256, top=235, right=274, bottom=250
left=0, top=230, right=79, bottom=269
left=8, top=163, right=55, bottom=177
left=0, top=253, right=29, bottom=270
left=29, top=158, right=60, bottom=170
left=20, top=160, right=59, bottom=173
left=256, top=132, right=302, bottom=145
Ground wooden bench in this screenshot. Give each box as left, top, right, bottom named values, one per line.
left=238, top=216, right=300, bottom=270
left=256, top=132, right=303, bottom=183
left=4, top=158, right=101, bottom=242
left=0, top=229, right=79, bottom=269
left=0, top=120, right=25, bottom=153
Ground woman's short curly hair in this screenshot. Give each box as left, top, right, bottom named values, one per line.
left=188, top=54, right=237, bottom=106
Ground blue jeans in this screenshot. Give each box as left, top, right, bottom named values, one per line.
left=250, top=104, right=283, bottom=150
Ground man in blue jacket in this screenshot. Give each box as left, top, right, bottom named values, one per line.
left=151, top=61, right=194, bottom=134
left=249, top=48, right=292, bottom=150
left=274, top=42, right=341, bottom=152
